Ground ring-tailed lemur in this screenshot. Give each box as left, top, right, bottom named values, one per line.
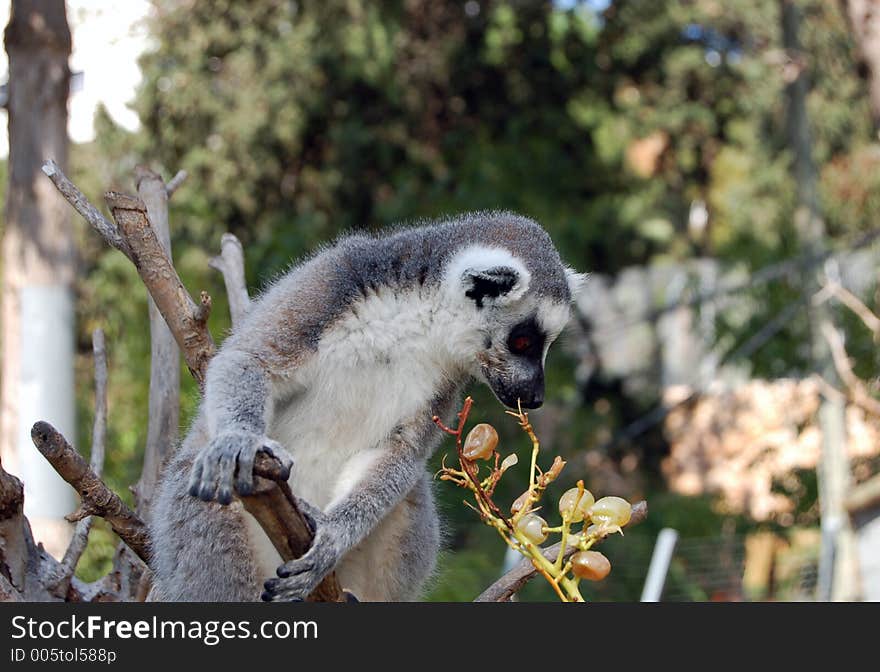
left=148, top=211, right=585, bottom=602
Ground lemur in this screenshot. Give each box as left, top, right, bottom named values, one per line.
left=148, top=212, right=586, bottom=602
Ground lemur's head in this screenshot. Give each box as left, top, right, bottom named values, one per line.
left=441, top=214, right=586, bottom=410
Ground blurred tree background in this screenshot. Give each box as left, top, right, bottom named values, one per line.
left=46, top=0, right=880, bottom=599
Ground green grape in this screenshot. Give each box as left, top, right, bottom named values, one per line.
left=557, top=487, right=595, bottom=523
left=516, top=513, right=548, bottom=545
left=587, top=496, right=632, bottom=527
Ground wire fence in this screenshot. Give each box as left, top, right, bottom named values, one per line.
left=583, top=531, right=820, bottom=602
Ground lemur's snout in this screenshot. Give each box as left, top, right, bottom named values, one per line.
left=495, top=388, right=543, bottom=410
left=490, top=371, right=545, bottom=410
left=511, top=382, right=544, bottom=409
left=519, top=388, right=544, bottom=410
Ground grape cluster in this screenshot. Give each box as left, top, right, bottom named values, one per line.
left=440, top=402, right=636, bottom=601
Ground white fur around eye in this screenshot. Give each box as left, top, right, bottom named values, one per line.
left=442, top=244, right=531, bottom=304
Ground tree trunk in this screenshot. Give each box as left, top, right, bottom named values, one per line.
left=782, top=0, right=859, bottom=601
left=1, top=0, right=76, bottom=559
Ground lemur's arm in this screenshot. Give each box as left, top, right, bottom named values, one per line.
left=188, top=350, right=293, bottom=504
left=188, top=252, right=343, bottom=505
left=261, top=393, right=453, bottom=602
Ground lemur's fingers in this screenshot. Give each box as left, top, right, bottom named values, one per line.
left=196, top=449, right=221, bottom=501
left=262, top=439, right=293, bottom=480
left=188, top=433, right=294, bottom=503
left=262, top=542, right=338, bottom=601
left=234, top=439, right=259, bottom=496
left=186, top=459, right=204, bottom=498
left=293, top=495, right=324, bottom=533
left=216, top=451, right=236, bottom=505
left=261, top=571, right=316, bottom=602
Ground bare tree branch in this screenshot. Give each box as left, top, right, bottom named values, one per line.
left=103, top=191, right=216, bottom=387
left=0, top=462, right=27, bottom=595
left=43, top=161, right=217, bottom=387
left=133, top=167, right=180, bottom=516
left=30, top=422, right=150, bottom=565
left=209, top=233, right=251, bottom=325
left=475, top=500, right=648, bottom=602
left=0, top=572, right=22, bottom=602
left=244, top=454, right=343, bottom=602
left=165, top=169, right=188, bottom=198
left=57, top=329, right=108, bottom=584
left=814, top=280, right=880, bottom=338
left=40, top=159, right=132, bottom=258
left=0, top=455, right=65, bottom=601
left=821, top=321, right=880, bottom=416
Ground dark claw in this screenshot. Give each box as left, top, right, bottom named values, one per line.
left=260, top=590, right=272, bottom=602
left=217, top=488, right=233, bottom=505
left=343, top=591, right=360, bottom=603
left=236, top=480, right=253, bottom=496
left=197, top=484, right=215, bottom=502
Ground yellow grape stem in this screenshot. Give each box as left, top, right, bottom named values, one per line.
left=510, top=526, right=584, bottom=602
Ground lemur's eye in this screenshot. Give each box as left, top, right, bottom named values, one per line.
left=507, top=316, right=546, bottom=358
left=511, top=336, right=532, bottom=354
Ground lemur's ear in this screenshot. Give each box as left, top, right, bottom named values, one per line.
left=447, top=245, right=531, bottom=308
left=565, top=267, right=589, bottom=301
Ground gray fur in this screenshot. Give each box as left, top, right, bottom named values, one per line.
left=148, top=211, right=581, bottom=602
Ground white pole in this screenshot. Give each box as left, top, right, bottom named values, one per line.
left=640, top=528, right=679, bottom=602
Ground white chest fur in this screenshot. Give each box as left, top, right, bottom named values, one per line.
left=244, top=286, right=463, bottom=578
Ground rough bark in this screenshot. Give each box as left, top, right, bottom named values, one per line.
left=103, top=191, right=216, bottom=387
left=30, top=422, right=150, bottom=565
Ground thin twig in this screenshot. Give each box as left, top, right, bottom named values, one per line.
left=40, top=159, right=132, bottom=258
left=821, top=321, right=880, bottom=416
left=165, top=169, right=188, bottom=198
left=209, top=233, right=251, bottom=325
left=474, top=500, right=648, bottom=602
left=30, top=422, right=150, bottom=565
left=57, top=330, right=108, bottom=581
left=814, top=280, right=880, bottom=339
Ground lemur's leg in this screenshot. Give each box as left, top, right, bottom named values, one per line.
left=334, top=472, right=441, bottom=601
left=149, top=416, right=263, bottom=601
left=189, top=350, right=293, bottom=504
left=261, top=418, right=438, bottom=602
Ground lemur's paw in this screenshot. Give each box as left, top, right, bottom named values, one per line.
left=187, top=431, right=293, bottom=504
left=260, top=556, right=331, bottom=602
left=293, top=496, right=327, bottom=535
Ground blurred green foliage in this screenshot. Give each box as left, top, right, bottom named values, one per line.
left=58, top=0, right=880, bottom=598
